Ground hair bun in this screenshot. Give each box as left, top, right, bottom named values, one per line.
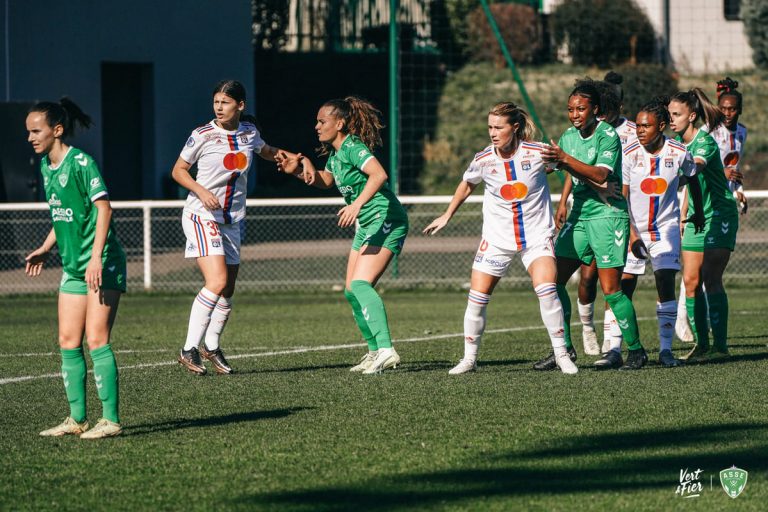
left=604, top=71, right=623, bottom=85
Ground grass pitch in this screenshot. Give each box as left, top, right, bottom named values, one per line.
left=1, top=287, right=766, bottom=511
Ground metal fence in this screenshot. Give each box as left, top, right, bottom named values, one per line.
left=2, top=193, right=767, bottom=294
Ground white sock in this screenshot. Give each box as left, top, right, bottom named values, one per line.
left=577, top=300, right=595, bottom=331
left=605, top=308, right=623, bottom=353
left=677, top=280, right=687, bottom=322
left=536, top=283, right=565, bottom=350
left=657, top=300, right=676, bottom=351
left=183, top=287, right=220, bottom=351
left=204, top=296, right=233, bottom=351
left=464, top=290, right=490, bottom=362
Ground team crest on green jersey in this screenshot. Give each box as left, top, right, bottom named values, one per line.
left=58, top=173, right=69, bottom=187
left=720, top=466, right=747, bottom=498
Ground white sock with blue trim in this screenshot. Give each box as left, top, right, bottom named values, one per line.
left=184, top=287, right=220, bottom=351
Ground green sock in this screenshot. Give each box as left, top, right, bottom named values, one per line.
left=350, top=280, right=392, bottom=349
left=60, top=347, right=87, bottom=423
left=685, top=294, right=710, bottom=349
left=344, top=289, right=378, bottom=352
left=706, top=292, right=729, bottom=351
left=90, top=345, right=120, bottom=423
left=556, top=284, right=572, bottom=349
left=605, top=291, right=642, bottom=350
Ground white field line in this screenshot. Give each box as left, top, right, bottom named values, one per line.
left=0, top=347, right=272, bottom=358
left=0, top=315, right=653, bottom=385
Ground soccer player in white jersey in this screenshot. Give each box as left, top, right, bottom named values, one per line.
left=423, top=103, right=577, bottom=375
left=172, top=80, right=296, bottom=375
left=675, top=78, right=748, bottom=342
left=612, top=98, right=705, bottom=368
left=555, top=72, right=639, bottom=357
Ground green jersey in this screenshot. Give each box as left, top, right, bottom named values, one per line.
left=678, top=129, right=738, bottom=220
left=326, top=135, right=408, bottom=226
left=559, top=121, right=628, bottom=220
left=41, top=147, right=125, bottom=278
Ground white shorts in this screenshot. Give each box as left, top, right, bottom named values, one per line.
left=624, top=225, right=680, bottom=275
left=182, top=211, right=244, bottom=265
left=472, top=237, right=555, bottom=277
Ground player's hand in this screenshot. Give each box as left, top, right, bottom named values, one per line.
left=24, top=247, right=50, bottom=277
left=299, top=154, right=317, bottom=185
left=631, top=239, right=648, bottom=260
left=724, top=167, right=743, bottom=183
left=555, top=203, right=568, bottom=229
left=198, top=188, right=221, bottom=211
left=596, top=181, right=622, bottom=205
left=736, top=191, right=748, bottom=215
left=275, top=150, right=301, bottom=174
left=541, top=140, right=564, bottom=164
left=337, top=202, right=361, bottom=228
left=85, top=255, right=103, bottom=292
left=683, top=211, right=705, bottom=234
left=423, top=214, right=450, bottom=235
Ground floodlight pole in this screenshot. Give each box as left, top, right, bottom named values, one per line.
left=389, top=0, right=399, bottom=194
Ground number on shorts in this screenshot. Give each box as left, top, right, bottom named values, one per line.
left=205, top=221, right=220, bottom=237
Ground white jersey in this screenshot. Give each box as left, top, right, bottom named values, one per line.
left=463, top=142, right=555, bottom=251
left=615, top=117, right=638, bottom=149
left=180, top=120, right=265, bottom=224
left=622, top=136, right=697, bottom=240
left=707, top=122, right=747, bottom=193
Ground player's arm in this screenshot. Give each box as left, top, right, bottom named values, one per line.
left=423, top=180, right=477, bottom=235
left=25, top=228, right=57, bottom=277
left=336, top=157, right=388, bottom=228
left=542, top=139, right=611, bottom=184
left=85, top=199, right=112, bottom=291
left=171, top=157, right=221, bottom=211
left=684, top=176, right=705, bottom=234
left=554, top=177, right=572, bottom=229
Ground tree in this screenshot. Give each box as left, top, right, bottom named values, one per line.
left=742, top=0, right=768, bottom=68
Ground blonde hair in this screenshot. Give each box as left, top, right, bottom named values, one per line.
left=488, top=102, right=537, bottom=142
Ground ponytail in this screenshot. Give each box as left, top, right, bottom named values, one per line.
left=671, top=88, right=724, bottom=130
left=319, top=96, right=384, bottom=156
left=29, top=97, right=92, bottom=138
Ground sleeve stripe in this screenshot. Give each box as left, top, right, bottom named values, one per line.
left=90, top=191, right=108, bottom=202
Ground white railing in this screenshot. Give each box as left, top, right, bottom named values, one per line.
left=1, top=192, right=766, bottom=294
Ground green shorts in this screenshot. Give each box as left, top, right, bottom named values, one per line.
left=682, top=214, right=738, bottom=252
left=60, top=260, right=127, bottom=295
left=352, top=216, right=409, bottom=255
left=555, top=215, right=630, bottom=268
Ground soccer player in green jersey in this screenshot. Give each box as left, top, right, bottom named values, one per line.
left=25, top=98, right=125, bottom=438
left=668, top=89, right=739, bottom=362
left=537, top=81, right=650, bottom=371
left=276, top=97, right=409, bottom=374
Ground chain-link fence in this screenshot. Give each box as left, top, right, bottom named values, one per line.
left=2, top=193, right=767, bottom=294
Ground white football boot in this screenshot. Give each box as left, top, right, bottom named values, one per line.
left=582, top=327, right=600, bottom=355
left=448, top=359, right=477, bottom=375
left=362, top=347, right=400, bottom=374
left=555, top=349, right=579, bottom=374
left=350, top=351, right=377, bottom=372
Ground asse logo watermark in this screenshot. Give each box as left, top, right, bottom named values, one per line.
left=675, top=466, right=748, bottom=499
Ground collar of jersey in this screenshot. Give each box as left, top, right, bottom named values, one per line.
left=209, top=120, right=241, bottom=135
left=46, top=146, right=74, bottom=171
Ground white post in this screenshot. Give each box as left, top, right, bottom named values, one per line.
left=143, top=203, right=152, bottom=290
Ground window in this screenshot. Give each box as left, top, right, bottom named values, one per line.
left=724, top=0, right=741, bottom=21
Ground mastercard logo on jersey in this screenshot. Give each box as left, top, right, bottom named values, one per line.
left=640, top=177, right=668, bottom=195
left=223, top=152, right=248, bottom=170
left=500, top=181, right=529, bottom=201
left=724, top=152, right=740, bottom=166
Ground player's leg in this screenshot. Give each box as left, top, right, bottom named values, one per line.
left=449, top=269, right=500, bottom=374
left=675, top=277, right=694, bottom=343
left=350, top=245, right=400, bottom=374
left=201, top=221, right=242, bottom=374
left=654, top=269, right=679, bottom=367
left=681, top=249, right=708, bottom=361
left=702, top=247, right=733, bottom=356
left=345, top=248, right=379, bottom=372
left=80, top=288, right=123, bottom=439
left=528, top=248, right=577, bottom=375
left=577, top=261, right=600, bottom=355
left=40, top=287, right=89, bottom=437
left=533, top=254, right=581, bottom=371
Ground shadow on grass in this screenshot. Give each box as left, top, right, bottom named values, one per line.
left=233, top=422, right=768, bottom=511
left=123, top=407, right=312, bottom=436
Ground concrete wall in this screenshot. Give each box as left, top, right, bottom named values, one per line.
left=0, top=0, right=254, bottom=198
